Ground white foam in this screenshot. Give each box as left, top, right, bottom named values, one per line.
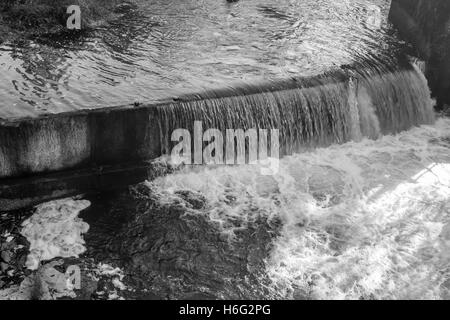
left=147, top=118, right=450, bottom=299
left=20, top=198, right=90, bottom=270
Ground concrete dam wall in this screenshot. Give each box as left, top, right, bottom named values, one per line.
left=0, top=106, right=162, bottom=179
left=0, top=62, right=435, bottom=211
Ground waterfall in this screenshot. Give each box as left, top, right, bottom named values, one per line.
left=156, top=61, right=435, bottom=159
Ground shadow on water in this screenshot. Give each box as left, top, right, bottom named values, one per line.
left=0, top=5, right=163, bottom=118
left=80, top=185, right=282, bottom=300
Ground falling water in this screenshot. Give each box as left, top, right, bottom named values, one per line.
left=156, top=61, right=435, bottom=157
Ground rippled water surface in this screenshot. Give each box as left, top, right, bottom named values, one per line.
left=0, top=0, right=395, bottom=118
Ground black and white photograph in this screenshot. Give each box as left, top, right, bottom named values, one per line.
left=0, top=0, right=449, bottom=306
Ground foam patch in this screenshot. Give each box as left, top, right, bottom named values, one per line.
left=21, top=198, right=90, bottom=270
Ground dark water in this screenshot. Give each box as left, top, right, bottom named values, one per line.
left=81, top=186, right=281, bottom=299
left=0, top=0, right=395, bottom=119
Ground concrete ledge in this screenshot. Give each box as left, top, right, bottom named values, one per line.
left=0, top=104, right=163, bottom=179
left=0, top=72, right=353, bottom=180
left=0, top=72, right=353, bottom=211
left=0, top=62, right=429, bottom=211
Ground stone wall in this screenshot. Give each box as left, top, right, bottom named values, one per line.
left=389, top=0, right=450, bottom=109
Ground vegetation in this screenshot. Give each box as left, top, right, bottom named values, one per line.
left=0, top=0, right=128, bottom=37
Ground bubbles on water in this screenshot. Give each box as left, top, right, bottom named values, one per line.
left=148, top=118, right=450, bottom=299
left=268, top=119, right=450, bottom=300
left=20, top=198, right=90, bottom=270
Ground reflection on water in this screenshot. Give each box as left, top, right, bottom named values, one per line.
left=0, top=0, right=397, bottom=118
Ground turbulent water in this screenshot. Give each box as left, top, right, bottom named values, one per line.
left=64, top=117, right=447, bottom=300
left=2, top=118, right=449, bottom=300
left=0, top=0, right=396, bottom=118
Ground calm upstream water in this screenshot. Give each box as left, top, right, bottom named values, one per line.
left=0, top=0, right=394, bottom=119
